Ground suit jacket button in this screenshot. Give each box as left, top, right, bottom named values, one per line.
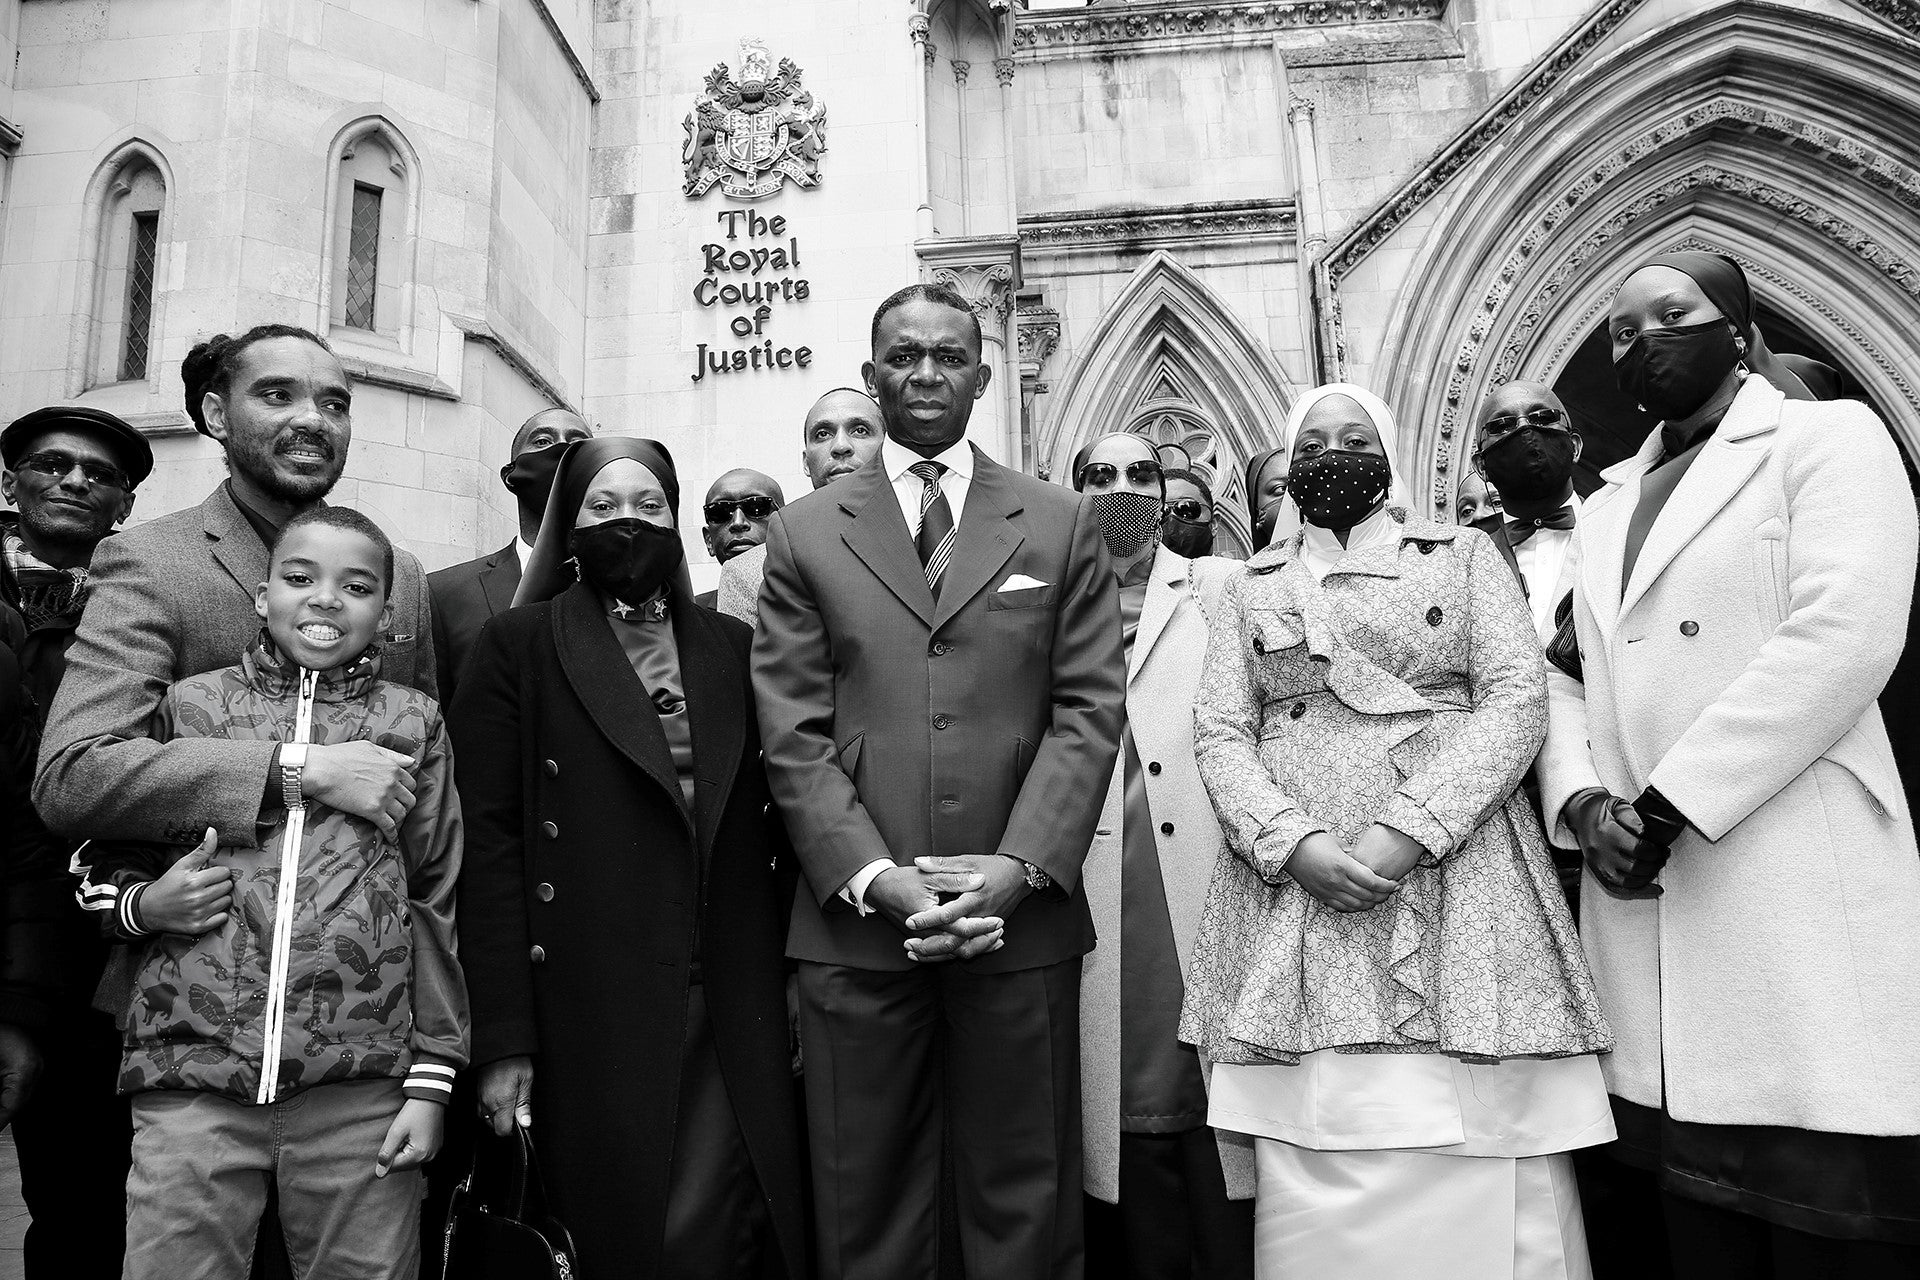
left=529, top=945, right=546, bottom=963
left=1427, top=606, right=1444, bottom=626
left=1147, top=762, right=1162, bottom=776
left=1680, top=620, right=1699, bottom=636
left=542, top=821, right=559, bottom=839
left=543, top=759, right=559, bottom=778
left=535, top=882, right=555, bottom=902
left=932, top=714, right=952, bottom=730
left=1160, top=822, right=1174, bottom=836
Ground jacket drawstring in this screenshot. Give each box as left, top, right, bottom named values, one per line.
left=256, top=666, right=317, bottom=1105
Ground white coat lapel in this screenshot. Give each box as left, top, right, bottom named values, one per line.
left=1578, top=445, right=1657, bottom=648
left=1619, top=379, right=1781, bottom=622
left=1128, top=544, right=1186, bottom=685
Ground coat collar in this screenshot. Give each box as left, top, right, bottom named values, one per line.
left=838, top=457, right=936, bottom=626
left=672, top=599, right=745, bottom=857
left=551, top=582, right=692, bottom=837
left=201, top=483, right=269, bottom=598
left=931, top=452, right=1024, bottom=632
left=1128, top=543, right=1190, bottom=683
left=1245, top=507, right=1456, bottom=582
left=478, top=542, right=521, bottom=617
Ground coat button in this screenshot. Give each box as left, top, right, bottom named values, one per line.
left=1426, top=606, right=1444, bottom=626
left=762, top=802, right=773, bottom=817
left=1160, top=822, right=1174, bottom=836
left=1147, top=762, right=1162, bottom=776
left=932, top=714, right=952, bottom=730
left=1417, top=541, right=1435, bottom=555
left=1680, top=620, right=1699, bottom=636
left=1253, top=638, right=1266, bottom=654
left=543, top=759, right=559, bottom=778
left=541, top=821, right=559, bottom=839
left=1290, top=702, right=1306, bottom=719
left=930, top=641, right=952, bottom=656
left=529, top=945, right=546, bottom=963
left=535, top=882, right=554, bottom=902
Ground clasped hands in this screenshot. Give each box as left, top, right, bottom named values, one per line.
left=866, top=855, right=1031, bottom=963
left=1286, top=824, right=1426, bottom=913
left=1564, top=788, right=1670, bottom=899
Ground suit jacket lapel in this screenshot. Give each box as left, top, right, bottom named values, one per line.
left=479, top=544, right=520, bottom=617
left=673, top=602, right=743, bottom=857
left=839, top=463, right=937, bottom=627
left=932, top=453, right=1025, bottom=633
left=203, top=485, right=266, bottom=598
left=1473, top=515, right=1523, bottom=589
left=1129, top=546, right=1185, bottom=685
left=551, top=583, right=688, bottom=830
left=1619, top=381, right=1779, bottom=621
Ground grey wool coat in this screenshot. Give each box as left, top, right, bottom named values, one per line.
left=34, top=483, right=436, bottom=846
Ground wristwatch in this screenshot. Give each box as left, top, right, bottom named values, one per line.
left=280, top=743, right=308, bottom=811
left=1013, top=857, right=1053, bottom=894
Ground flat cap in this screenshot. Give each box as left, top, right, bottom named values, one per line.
left=2, top=405, right=153, bottom=488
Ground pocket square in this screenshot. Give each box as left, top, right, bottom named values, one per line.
left=998, top=574, right=1049, bottom=591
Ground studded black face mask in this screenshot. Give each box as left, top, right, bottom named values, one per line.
left=1286, top=450, right=1394, bottom=531
left=1090, top=490, right=1163, bottom=558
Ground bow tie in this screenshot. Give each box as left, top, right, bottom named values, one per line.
left=1505, top=508, right=1576, bottom=546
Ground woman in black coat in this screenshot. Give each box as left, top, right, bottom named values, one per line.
left=451, top=437, right=806, bottom=1280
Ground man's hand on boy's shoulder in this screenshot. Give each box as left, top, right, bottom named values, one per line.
left=133, top=828, right=235, bottom=937
left=375, top=1097, right=445, bottom=1178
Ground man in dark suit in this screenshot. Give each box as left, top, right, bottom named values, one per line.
left=428, top=407, right=590, bottom=701
left=753, top=284, right=1125, bottom=1279
left=1467, top=381, right=1583, bottom=643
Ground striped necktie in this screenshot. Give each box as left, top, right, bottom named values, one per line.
left=909, top=460, right=955, bottom=597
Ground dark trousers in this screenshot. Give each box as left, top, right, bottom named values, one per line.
left=1580, top=1148, right=1673, bottom=1280
left=798, top=957, right=1083, bottom=1280
left=1664, top=1194, right=1920, bottom=1280
left=663, top=983, right=777, bottom=1280
left=1084, top=1130, right=1253, bottom=1280
left=13, top=1003, right=130, bottom=1280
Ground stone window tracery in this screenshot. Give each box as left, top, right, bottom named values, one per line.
left=86, top=155, right=166, bottom=389
left=328, top=132, right=408, bottom=338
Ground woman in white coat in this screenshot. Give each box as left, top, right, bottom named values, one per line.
left=1071, top=431, right=1254, bottom=1280
left=1539, top=251, right=1920, bottom=1277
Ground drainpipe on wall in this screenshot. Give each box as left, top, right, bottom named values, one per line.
left=1285, top=75, right=1331, bottom=384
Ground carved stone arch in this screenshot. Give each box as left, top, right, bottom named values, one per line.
left=1356, top=2, right=1920, bottom=514
left=1042, top=251, right=1299, bottom=557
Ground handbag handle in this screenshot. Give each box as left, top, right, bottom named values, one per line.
left=467, top=1125, right=552, bottom=1224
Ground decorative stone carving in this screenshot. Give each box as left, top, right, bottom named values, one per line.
left=1017, top=304, right=1062, bottom=381
left=994, top=57, right=1016, bottom=88
left=951, top=59, right=970, bottom=86
left=933, top=263, right=1017, bottom=336
left=1019, top=199, right=1297, bottom=250
left=682, top=40, right=828, bottom=200
left=1012, top=0, right=1446, bottom=53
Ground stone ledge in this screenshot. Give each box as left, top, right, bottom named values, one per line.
left=340, top=357, right=460, bottom=402
left=1019, top=199, right=1297, bottom=251
left=449, top=313, right=579, bottom=413
left=1013, top=0, right=1447, bottom=59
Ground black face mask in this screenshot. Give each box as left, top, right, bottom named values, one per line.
left=1090, top=491, right=1163, bottom=559
left=1614, top=319, right=1741, bottom=422
left=1160, top=513, right=1213, bottom=559
left=1287, top=450, right=1394, bottom=531
left=1478, top=427, right=1577, bottom=503
left=501, top=441, right=570, bottom=513
left=568, top=518, right=684, bottom=609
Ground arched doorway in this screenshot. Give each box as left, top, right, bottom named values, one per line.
left=1039, top=251, right=1298, bottom=560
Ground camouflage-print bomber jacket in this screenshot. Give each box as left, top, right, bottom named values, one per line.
left=79, top=634, right=469, bottom=1105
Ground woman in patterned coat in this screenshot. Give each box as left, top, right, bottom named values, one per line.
left=1179, top=384, right=1614, bottom=1280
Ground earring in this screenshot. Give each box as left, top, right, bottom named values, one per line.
left=570, top=556, right=581, bottom=580
left=1735, top=362, right=1751, bottom=380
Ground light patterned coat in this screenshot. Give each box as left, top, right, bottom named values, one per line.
left=1080, top=546, right=1253, bottom=1203
left=1538, top=376, right=1920, bottom=1134
left=1179, top=509, right=1610, bottom=1066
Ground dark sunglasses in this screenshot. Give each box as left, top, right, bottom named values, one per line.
left=1164, top=498, right=1212, bottom=523
left=1076, top=459, right=1163, bottom=490
left=1481, top=407, right=1568, bottom=436
left=702, top=496, right=779, bottom=525
left=13, top=451, right=129, bottom=490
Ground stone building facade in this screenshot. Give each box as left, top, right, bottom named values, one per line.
left=1, top=0, right=1915, bottom=577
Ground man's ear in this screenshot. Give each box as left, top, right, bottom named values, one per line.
left=861, top=361, right=878, bottom=398
left=500, top=461, right=515, bottom=491
left=971, top=362, right=993, bottom=400
left=203, top=392, right=231, bottom=445
left=0, top=471, right=15, bottom=507
left=254, top=582, right=270, bottom=622
left=116, top=491, right=137, bottom=525
left=1569, top=432, right=1584, bottom=466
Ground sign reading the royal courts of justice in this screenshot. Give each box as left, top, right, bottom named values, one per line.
left=681, top=41, right=827, bottom=382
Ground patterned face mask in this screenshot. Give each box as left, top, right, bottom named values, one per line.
left=1286, top=450, right=1393, bottom=531
left=1090, top=490, right=1163, bottom=558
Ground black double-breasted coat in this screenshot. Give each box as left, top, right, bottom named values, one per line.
left=451, top=582, right=805, bottom=1279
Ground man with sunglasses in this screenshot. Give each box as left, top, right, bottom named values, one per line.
left=0, top=404, right=150, bottom=1280
left=695, top=469, right=785, bottom=607
left=1468, top=382, right=1585, bottom=642
left=1158, top=467, right=1217, bottom=560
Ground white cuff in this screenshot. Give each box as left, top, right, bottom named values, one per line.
left=839, top=859, right=895, bottom=916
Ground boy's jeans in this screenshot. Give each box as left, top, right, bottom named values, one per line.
left=123, top=1078, right=424, bottom=1280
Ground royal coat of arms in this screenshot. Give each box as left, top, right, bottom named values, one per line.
left=682, top=41, right=829, bottom=200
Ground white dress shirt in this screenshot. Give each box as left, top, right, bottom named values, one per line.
left=1509, top=492, right=1581, bottom=643
left=514, top=536, right=535, bottom=570
left=844, top=434, right=979, bottom=913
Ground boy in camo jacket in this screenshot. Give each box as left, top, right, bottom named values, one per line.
left=78, top=506, right=466, bottom=1280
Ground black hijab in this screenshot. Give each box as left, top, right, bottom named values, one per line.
left=513, top=436, right=691, bottom=607
left=1243, top=445, right=1289, bottom=551
left=1644, top=251, right=1814, bottom=405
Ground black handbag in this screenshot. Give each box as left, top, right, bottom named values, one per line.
left=441, top=1127, right=581, bottom=1280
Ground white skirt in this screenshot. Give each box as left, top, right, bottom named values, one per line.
left=1253, top=1140, right=1591, bottom=1280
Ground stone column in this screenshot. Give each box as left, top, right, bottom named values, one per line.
left=916, top=233, right=1021, bottom=463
